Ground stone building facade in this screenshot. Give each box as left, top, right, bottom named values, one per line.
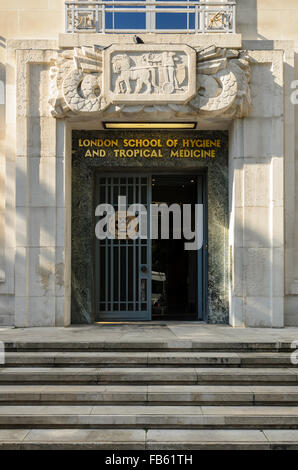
left=0, top=0, right=297, bottom=327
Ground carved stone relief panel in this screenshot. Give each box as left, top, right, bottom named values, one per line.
left=104, top=44, right=196, bottom=105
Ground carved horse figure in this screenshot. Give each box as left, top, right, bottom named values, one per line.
left=112, top=54, right=152, bottom=95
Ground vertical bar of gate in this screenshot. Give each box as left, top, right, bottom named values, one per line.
left=98, top=175, right=101, bottom=314
left=138, top=178, right=141, bottom=313
left=105, top=180, right=109, bottom=313
left=197, top=175, right=204, bottom=320
left=110, top=177, right=114, bottom=313
left=133, top=177, right=136, bottom=313
left=118, top=178, right=121, bottom=312
left=147, top=175, right=152, bottom=320
left=126, top=177, right=129, bottom=313
left=197, top=176, right=200, bottom=320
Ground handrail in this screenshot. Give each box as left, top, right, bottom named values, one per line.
left=65, top=1, right=236, bottom=34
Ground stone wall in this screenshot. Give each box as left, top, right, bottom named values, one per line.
left=0, top=36, right=288, bottom=327
left=0, top=0, right=297, bottom=326
left=229, top=50, right=284, bottom=327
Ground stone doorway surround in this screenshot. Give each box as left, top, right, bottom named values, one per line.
left=1, top=34, right=292, bottom=328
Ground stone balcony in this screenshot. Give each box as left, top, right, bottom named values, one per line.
left=65, top=1, right=236, bottom=34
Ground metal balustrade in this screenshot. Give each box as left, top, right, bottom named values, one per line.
left=65, top=1, right=236, bottom=34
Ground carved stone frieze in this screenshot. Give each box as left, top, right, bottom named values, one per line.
left=49, top=44, right=251, bottom=119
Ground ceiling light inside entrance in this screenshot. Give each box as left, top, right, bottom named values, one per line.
left=104, top=122, right=197, bottom=129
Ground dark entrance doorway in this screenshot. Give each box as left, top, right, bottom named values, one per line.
left=151, top=174, right=203, bottom=320
left=94, top=173, right=205, bottom=322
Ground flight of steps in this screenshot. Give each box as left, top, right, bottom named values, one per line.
left=1, top=340, right=298, bottom=449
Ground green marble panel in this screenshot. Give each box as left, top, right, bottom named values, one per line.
left=71, top=130, right=229, bottom=324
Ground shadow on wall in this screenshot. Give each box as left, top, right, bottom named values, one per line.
left=228, top=56, right=287, bottom=327
left=286, top=51, right=298, bottom=325
left=0, top=37, right=5, bottom=50
left=0, top=36, right=6, bottom=105
left=236, top=0, right=257, bottom=40
left=0, top=38, right=6, bottom=138
left=13, top=60, right=64, bottom=327
left=0, top=51, right=6, bottom=289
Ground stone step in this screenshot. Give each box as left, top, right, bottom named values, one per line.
left=3, top=340, right=293, bottom=353
left=1, top=405, right=298, bottom=429
left=3, top=351, right=296, bottom=368
left=0, top=428, right=298, bottom=449
left=0, top=367, right=297, bottom=385
left=1, top=339, right=298, bottom=449
left=0, top=385, right=298, bottom=405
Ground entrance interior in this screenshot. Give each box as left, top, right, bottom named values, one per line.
left=151, top=175, right=199, bottom=320
left=94, top=173, right=204, bottom=322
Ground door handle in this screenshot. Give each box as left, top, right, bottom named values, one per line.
left=141, top=265, right=148, bottom=274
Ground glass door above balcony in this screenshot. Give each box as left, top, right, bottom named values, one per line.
left=106, top=0, right=146, bottom=31
left=155, top=0, right=195, bottom=32
left=104, top=0, right=196, bottom=32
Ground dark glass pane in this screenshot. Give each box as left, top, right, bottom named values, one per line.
left=99, top=246, right=105, bottom=305
left=105, top=0, right=146, bottom=30
left=141, top=186, right=147, bottom=205
left=120, top=248, right=126, bottom=301
left=156, top=0, right=194, bottom=30
left=99, top=302, right=105, bottom=312
left=128, top=246, right=133, bottom=301
left=128, top=186, right=133, bottom=205
left=100, top=185, right=105, bottom=204
left=141, top=246, right=147, bottom=264
left=113, top=246, right=118, bottom=302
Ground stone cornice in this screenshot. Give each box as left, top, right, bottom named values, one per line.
left=59, top=33, right=242, bottom=50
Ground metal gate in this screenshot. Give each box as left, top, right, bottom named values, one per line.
left=94, top=174, right=151, bottom=321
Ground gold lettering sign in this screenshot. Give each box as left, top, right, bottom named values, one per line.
left=80, top=137, right=222, bottom=160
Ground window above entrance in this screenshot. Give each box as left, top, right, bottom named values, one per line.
left=65, top=1, right=236, bottom=34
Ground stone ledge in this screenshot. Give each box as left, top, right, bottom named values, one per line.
left=242, top=39, right=295, bottom=52
left=290, top=281, right=298, bottom=295
left=6, top=39, right=58, bottom=50
left=58, top=33, right=242, bottom=49
left=3, top=428, right=298, bottom=450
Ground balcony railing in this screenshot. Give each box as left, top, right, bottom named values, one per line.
left=65, top=1, right=236, bottom=34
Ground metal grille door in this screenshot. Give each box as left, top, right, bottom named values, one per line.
left=94, top=174, right=151, bottom=321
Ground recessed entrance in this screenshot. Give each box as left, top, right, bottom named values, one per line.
left=94, top=173, right=205, bottom=322
left=71, top=129, right=228, bottom=325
